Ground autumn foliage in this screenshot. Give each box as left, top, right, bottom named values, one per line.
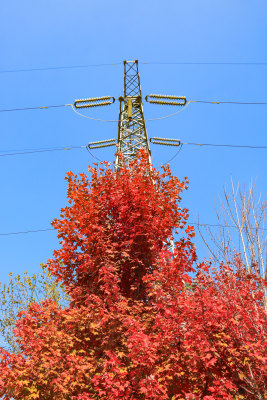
left=0, top=152, right=266, bottom=399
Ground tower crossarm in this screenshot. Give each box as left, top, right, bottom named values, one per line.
left=116, top=60, right=151, bottom=166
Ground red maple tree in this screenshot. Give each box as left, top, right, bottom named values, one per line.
left=0, top=152, right=266, bottom=399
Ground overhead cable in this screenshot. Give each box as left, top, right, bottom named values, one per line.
left=1, top=222, right=266, bottom=236
left=183, top=142, right=267, bottom=150
left=0, top=228, right=55, bottom=236
left=190, top=100, right=267, bottom=105
left=0, top=63, right=121, bottom=74
left=162, top=143, right=183, bottom=165
left=190, top=222, right=267, bottom=231
left=0, top=140, right=266, bottom=159
left=71, top=102, right=191, bottom=122
left=1, top=98, right=267, bottom=115
left=71, top=104, right=119, bottom=122
left=142, top=62, right=267, bottom=66
left=1, top=61, right=267, bottom=74
left=0, top=104, right=72, bottom=113
left=0, top=145, right=86, bottom=158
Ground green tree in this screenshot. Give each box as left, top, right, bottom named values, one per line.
left=0, top=264, right=69, bottom=353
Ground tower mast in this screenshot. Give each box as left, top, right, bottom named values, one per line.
left=116, top=60, right=151, bottom=166
left=84, top=59, right=184, bottom=164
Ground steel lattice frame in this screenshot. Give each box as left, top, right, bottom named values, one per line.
left=116, top=60, right=151, bottom=166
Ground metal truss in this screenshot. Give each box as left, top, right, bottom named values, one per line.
left=116, top=60, right=151, bottom=166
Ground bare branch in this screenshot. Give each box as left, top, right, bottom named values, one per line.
left=198, top=179, right=267, bottom=310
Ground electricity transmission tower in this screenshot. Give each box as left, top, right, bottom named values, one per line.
left=75, top=59, right=186, bottom=165
left=116, top=60, right=151, bottom=166
left=74, top=59, right=186, bottom=251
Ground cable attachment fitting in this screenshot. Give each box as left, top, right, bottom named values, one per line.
left=145, top=94, right=186, bottom=106
left=150, top=137, right=181, bottom=146
left=87, top=139, right=116, bottom=149
left=74, top=96, right=115, bottom=109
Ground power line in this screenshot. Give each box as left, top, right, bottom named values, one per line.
left=191, top=100, right=267, bottom=105
left=0, top=145, right=86, bottom=158
left=86, top=146, right=105, bottom=162
left=0, top=63, right=122, bottom=74
left=0, top=104, right=72, bottom=113
left=162, top=143, right=184, bottom=165
left=142, top=62, right=267, bottom=66
left=1, top=61, right=266, bottom=74
left=1, top=222, right=266, bottom=236
left=71, top=101, right=191, bottom=122
left=0, top=228, right=55, bottom=236
left=1, top=98, right=267, bottom=115
left=1, top=139, right=266, bottom=160
left=183, top=142, right=267, bottom=149
left=191, top=222, right=267, bottom=231
left=155, top=140, right=267, bottom=166
left=71, top=104, right=118, bottom=122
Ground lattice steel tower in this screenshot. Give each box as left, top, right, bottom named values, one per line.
left=84, top=59, right=184, bottom=164
left=116, top=60, right=151, bottom=166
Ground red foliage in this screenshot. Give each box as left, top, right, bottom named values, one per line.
left=0, top=152, right=266, bottom=399
left=48, top=153, right=189, bottom=304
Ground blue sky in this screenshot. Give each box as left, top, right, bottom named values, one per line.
left=0, top=0, right=266, bottom=286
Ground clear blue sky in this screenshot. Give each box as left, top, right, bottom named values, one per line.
left=0, top=0, right=266, bottom=285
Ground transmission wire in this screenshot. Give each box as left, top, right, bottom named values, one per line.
left=0, top=63, right=122, bottom=74
left=1, top=61, right=267, bottom=74
left=0, top=145, right=86, bottom=158
left=1, top=98, right=267, bottom=115
left=71, top=104, right=119, bottom=122
left=142, top=62, right=267, bottom=66
left=182, top=142, right=267, bottom=150
left=71, top=102, right=191, bottom=122
left=0, top=140, right=266, bottom=159
left=162, top=143, right=184, bottom=165
left=1, top=222, right=266, bottom=236
left=0, top=104, right=72, bottom=113
left=190, top=100, right=267, bottom=105
left=0, top=228, right=55, bottom=236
